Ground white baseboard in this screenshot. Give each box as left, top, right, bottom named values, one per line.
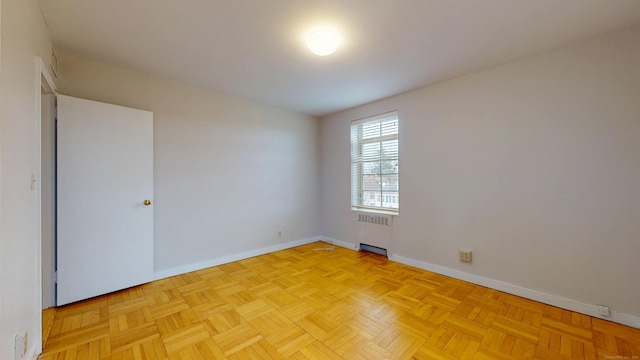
left=27, top=348, right=38, bottom=360
left=153, top=236, right=321, bottom=280
left=390, top=254, right=640, bottom=329
left=320, top=236, right=358, bottom=250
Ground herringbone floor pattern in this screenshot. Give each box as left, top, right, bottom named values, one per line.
left=40, top=242, right=640, bottom=359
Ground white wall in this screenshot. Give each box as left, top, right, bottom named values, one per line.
left=320, top=25, right=640, bottom=325
left=0, top=0, right=55, bottom=358
left=56, top=53, right=320, bottom=275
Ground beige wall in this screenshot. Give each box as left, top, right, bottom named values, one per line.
left=57, top=53, right=321, bottom=275
left=320, top=25, right=640, bottom=325
left=0, top=0, right=55, bottom=357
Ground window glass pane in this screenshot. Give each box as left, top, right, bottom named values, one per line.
left=362, top=191, right=382, bottom=208
left=381, top=140, right=398, bottom=158
left=382, top=191, right=399, bottom=208
left=381, top=119, right=398, bottom=136
left=361, top=161, right=396, bottom=175
left=362, top=174, right=381, bottom=191
left=362, top=121, right=381, bottom=139
left=361, top=142, right=381, bottom=161
left=376, top=160, right=397, bottom=175
left=362, top=161, right=380, bottom=175
left=381, top=174, right=398, bottom=191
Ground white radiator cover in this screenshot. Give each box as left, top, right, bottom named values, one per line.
left=356, top=213, right=393, bottom=250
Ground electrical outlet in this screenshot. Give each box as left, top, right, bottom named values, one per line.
left=597, top=305, right=611, bottom=317
left=458, top=250, right=472, bottom=262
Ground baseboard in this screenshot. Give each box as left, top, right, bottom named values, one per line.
left=320, top=236, right=359, bottom=251
left=153, top=236, right=321, bottom=280
left=390, top=254, right=640, bottom=329
left=27, top=345, right=39, bottom=360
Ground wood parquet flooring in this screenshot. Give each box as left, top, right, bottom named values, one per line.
left=39, top=242, right=640, bottom=359
left=43, top=307, right=57, bottom=348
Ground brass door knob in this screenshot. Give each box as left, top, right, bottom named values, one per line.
left=143, top=200, right=152, bottom=206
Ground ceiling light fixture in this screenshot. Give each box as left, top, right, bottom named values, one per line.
left=305, top=28, right=341, bottom=56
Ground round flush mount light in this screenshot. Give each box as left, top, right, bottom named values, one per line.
left=305, top=28, right=341, bottom=56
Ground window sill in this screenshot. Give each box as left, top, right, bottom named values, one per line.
left=351, top=208, right=399, bottom=216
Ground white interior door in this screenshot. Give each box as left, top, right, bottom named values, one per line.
left=57, top=95, right=154, bottom=306
left=41, top=94, right=56, bottom=309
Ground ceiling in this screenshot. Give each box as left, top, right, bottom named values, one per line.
left=39, top=0, right=640, bottom=117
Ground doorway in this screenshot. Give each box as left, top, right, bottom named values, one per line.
left=37, top=56, right=57, bottom=353
left=41, top=93, right=55, bottom=309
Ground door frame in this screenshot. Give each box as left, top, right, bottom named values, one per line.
left=36, top=56, right=57, bottom=354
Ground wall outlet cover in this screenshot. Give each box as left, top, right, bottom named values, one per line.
left=597, top=305, right=611, bottom=317
left=458, top=250, right=472, bottom=262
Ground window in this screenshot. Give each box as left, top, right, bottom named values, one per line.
left=351, top=111, right=399, bottom=213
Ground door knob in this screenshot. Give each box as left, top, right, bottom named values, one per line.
left=143, top=200, right=151, bottom=206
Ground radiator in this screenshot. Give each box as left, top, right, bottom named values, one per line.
left=356, top=212, right=392, bottom=252
left=357, top=213, right=392, bottom=227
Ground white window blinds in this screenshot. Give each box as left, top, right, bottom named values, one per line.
left=350, top=111, right=399, bottom=213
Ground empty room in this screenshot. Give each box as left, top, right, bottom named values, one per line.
left=1, top=0, right=639, bottom=359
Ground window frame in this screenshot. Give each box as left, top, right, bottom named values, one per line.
left=350, top=111, right=399, bottom=214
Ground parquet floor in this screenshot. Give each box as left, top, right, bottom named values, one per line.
left=40, top=242, right=640, bottom=359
